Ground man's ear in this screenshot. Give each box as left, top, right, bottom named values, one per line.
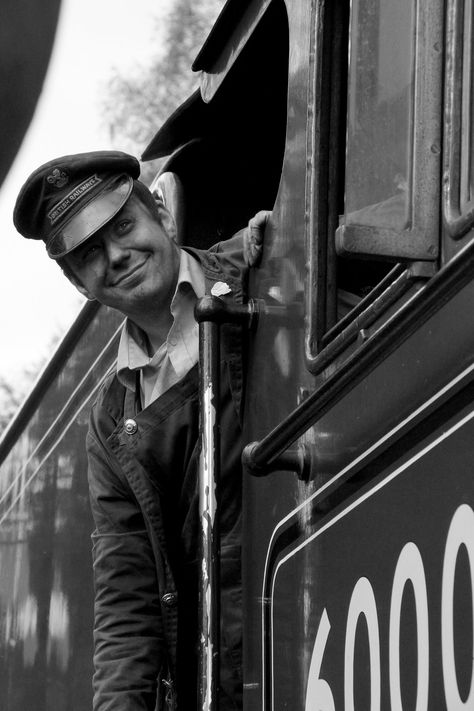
left=156, top=201, right=178, bottom=243
left=150, top=172, right=185, bottom=243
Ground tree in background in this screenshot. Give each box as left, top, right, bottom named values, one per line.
left=0, top=380, right=23, bottom=433
left=101, top=0, right=224, bottom=182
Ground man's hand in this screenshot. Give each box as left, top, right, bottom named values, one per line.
left=244, top=210, right=271, bottom=267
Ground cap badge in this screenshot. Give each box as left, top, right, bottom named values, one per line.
left=47, top=168, right=69, bottom=188
left=211, top=281, right=232, bottom=297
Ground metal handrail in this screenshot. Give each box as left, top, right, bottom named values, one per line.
left=197, top=316, right=221, bottom=711
left=195, top=295, right=255, bottom=710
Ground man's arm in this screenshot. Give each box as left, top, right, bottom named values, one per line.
left=209, top=209, right=271, bottom=277
left=86, top=423, right=165, bottom=711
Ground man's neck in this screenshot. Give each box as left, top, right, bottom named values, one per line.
left=145, top=317, right=173, bottom=354
left=126, top=306, right=173, bottom=356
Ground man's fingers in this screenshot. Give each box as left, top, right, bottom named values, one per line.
left=244, top=210, right=271, bottom=267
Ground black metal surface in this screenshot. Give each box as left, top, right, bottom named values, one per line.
left=191, top=0, right=253, bottom=71
left=141, top=92, right=206, bottom=161
left=307, top=268, right=414, bottom=375
left=244, top=236, right=474, bottom=473
left=321, top=262, right=405, bottom=345
left=0, top=0, right=61, bottom=187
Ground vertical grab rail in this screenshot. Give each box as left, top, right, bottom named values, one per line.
left=195, top=295, right=257, bottom=711
left=197, top=315, right=221, bottom=711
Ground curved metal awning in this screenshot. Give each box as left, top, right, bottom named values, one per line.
left=193, top=0, right=272, bottom=102
left=142, top=0, right=274, bottom=162
left=141, top=90, right=208, bottom=161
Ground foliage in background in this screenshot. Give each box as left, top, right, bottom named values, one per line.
left=0, top=380, right=23, bottom=434
left=101, top=0, right=224, bottom=183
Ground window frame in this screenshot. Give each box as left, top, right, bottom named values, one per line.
left=305, top=0, right=444, bottom=371
left=443, top=0, right=474, bottom=239
left=305, top=0, right=349, bottom=357
left=335, top=0, right=443, bottom=261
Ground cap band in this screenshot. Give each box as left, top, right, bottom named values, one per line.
left=46, top=174, right=133, bottom=258
left=47, top=174, right=103, bottom=226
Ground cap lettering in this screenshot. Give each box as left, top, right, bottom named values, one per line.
left=47, top=174, right=102, bottom=225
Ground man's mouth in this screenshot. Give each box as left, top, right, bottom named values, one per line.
left=108, top=259, right=148, bottom=287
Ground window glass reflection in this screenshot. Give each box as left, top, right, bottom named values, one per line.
left=345, top=0, right=415, bottom=231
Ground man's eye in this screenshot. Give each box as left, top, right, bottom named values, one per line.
left=116, top=218, right=133, bottom=234
left=82, top=243, right=102, bottom=262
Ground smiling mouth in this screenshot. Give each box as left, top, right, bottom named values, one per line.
left=108, top=259, right=148, bottom=287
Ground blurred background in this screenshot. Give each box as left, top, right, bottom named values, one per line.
left=0, top=0, right=223, bottom=432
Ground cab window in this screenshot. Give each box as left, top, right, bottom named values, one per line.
left=336, top=0, right=442, bottom=261
left=306, top=0, right=443, bottom=362
left=344, top=0, right=415, bottom=233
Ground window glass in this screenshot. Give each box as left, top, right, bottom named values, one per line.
left=345, top=0, right=415, bottom=231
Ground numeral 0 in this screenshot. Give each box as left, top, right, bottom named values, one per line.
left=442, top=504, right=474, bottom=709
left=389, top=542, right=429, bottom=711
left=344, top=577, right=380, bottom=710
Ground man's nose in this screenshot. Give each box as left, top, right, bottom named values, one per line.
left=106, top=238, right=129, bottom=267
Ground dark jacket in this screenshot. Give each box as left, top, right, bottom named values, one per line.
left=86, top=234, right=248, bottom=711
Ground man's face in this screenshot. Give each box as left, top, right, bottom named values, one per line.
left=63, top=195, right=180, bottom=320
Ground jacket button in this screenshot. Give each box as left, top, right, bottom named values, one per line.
left=124, top=418, right=138, bottom=435
left=161, top=592, right=177, bottom=608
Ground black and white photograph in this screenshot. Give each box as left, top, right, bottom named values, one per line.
left=0, top=1, right=473, bottom=709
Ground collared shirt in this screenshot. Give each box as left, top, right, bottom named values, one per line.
left=116, top=249, right=206, bottom=408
